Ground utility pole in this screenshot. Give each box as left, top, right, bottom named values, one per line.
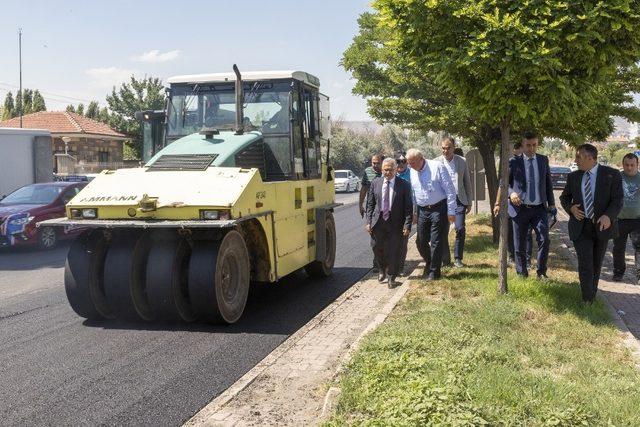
left=18, top=28, right=23, bottom=128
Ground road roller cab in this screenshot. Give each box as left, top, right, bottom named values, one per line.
left=44, top=66, right=338, bottom=325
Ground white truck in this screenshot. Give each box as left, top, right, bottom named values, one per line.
left=0, top=128, right=53, bottom=197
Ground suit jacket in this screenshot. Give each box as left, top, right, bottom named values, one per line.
left=365, top=177, right=413, bottom=231
left=560, top=165, right=623, bottom=241
left=435, top=154, right=472, bottom=206
left=508, top=153, right=555, bottom=218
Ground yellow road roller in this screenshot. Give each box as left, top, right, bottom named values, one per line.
left=41, top=66, right=338, bottom=324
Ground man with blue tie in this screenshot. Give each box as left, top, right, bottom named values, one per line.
left=560, top=144, right=623, bottom=303
left=508, top=131, right=555, bottom=279
left=406, top=148, right=457, bottom=281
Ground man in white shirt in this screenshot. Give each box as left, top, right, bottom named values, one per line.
left=436, top=137, right=472, bottom=268
left=365, top=158, right=413, bottom=288
left=406, top=148, right=456, bottom=281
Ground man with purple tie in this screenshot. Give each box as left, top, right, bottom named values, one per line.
left=365, top=158, right=413, bottom=288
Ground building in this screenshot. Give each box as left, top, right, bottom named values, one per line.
left=0, top=111, right=127, bottom=172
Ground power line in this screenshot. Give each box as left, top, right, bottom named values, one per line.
left=0, top=81, right=101, bottom=105
left=0, top=87, right=103, bottom=108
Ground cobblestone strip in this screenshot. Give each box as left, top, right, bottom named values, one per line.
left=185, top=237, right=422, bottom=427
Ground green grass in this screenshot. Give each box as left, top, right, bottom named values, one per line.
left=326, top=215, right=640, bottom=426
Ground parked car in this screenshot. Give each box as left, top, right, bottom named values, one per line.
left=0, top=182, right=87, bottom=249
left=334, top=169, right=361, bottom=193
left=550, top=166, right=571, bottom=189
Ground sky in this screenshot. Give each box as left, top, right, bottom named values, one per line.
left=0, top=0, right=373, bottom=120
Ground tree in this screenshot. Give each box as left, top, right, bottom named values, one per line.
left=2, top=92, right=14, bottom=120
left=105, top=76, right=165, bottom=159
left=21, top=89, right=33, bottom=114
left=374, top=0, right=640, bottom=293
left=343, top=12, right=504, bottom=241
left=98, top=106, right=110, bottom=124
left=66, top=104, right=76, bottom=113
left=15, top=90, right=22, bottom=117
left=31, top=90, right=46, bottom=112
left=85, top=101, right=100, bottom=119
left=76, top=103, right=85, bottom=116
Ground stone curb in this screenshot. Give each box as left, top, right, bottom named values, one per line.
left=318, top=260, right=414, bottom=420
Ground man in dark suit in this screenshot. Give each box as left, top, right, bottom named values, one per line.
left=365, top=158, right=413, bottom=288
left=560, top=144, right=623, bottom=303
left=508, top=131, right=556, bottom=279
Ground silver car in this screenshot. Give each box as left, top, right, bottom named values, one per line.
left=334, top=170, right=361, bottom=193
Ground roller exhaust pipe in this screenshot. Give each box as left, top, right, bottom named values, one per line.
left=233, top=64, right=244, bottom=135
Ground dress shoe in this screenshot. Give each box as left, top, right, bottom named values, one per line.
left=453, top=259, right=464, bottom=268
left=612, top=274, right=624, bottom=282
left=537, top=273, right=549, bottom=281
left=388, top=276, right=399, bottom=288
left=378, top=273, right=387, bottom=283
left=425, top=273, right=437, bottom=282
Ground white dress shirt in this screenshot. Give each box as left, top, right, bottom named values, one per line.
left=409, top=159, right=457, bottom=215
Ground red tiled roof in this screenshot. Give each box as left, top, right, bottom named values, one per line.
left=0, top=111, right=126, bottom=138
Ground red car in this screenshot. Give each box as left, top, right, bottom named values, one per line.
left=0, top=182, right=87, bottom=249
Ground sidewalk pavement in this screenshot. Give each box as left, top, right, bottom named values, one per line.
left=185, top=237, right=424, bottom=427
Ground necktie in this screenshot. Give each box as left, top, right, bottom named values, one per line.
left=382, top=180, right=390, bottom=220
left=584, top=171, right=594, bottom=220
left=528, top=158, right=536, bottom=203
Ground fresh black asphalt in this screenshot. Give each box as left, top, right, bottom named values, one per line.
left=0, top=194, right=371, bottom=426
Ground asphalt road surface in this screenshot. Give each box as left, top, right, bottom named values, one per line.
left=0, top=192, right=369, bottom=426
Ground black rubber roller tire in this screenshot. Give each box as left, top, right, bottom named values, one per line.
left=188, top=230, right=250, bottom=324
left=65, top=230, right=114, bottom=320
left=146, top=234, right=195, bottom=322
left=103, top=232, right=154, bottom=322
left=305, top=211, right=336, bottom=278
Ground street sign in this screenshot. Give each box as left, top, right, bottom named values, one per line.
left=465, top=149, right=486, bottom=213
left=465, top=149, right=484, bottom=173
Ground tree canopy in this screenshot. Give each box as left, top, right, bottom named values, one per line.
left=2, top=89, right=46, bottom=119
left=105, top=76, right=164, bottom=159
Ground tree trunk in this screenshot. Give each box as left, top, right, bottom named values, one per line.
left=498, top=119, right=511, bottom=294
left=476, top=137, right=499, bottom=243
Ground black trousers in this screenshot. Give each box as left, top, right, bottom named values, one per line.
left=508, top=217, right=532, bottom=263
left=612, top=218, right=640, bottom=279
left=574, top=220, right=608, bottom=302
left=513, top=205, right=549, bottom=276
left=416, top=202, right=448, bottom=277
left=371, top=218, right=403, bottom=276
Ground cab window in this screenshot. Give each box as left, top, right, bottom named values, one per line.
left=303, top=86, right=321, bottom=178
